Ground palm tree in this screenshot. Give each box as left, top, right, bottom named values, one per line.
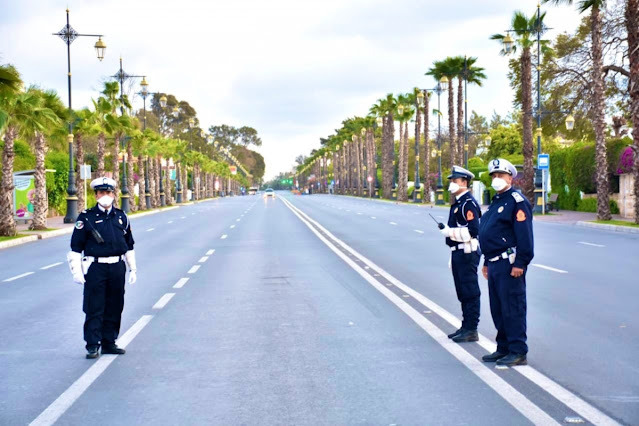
left=72, top=108, right=99, bottom=211
left=544, top=0, right=611, bottom=219
left=625, top=0, right=639, bottom=223
left=396, top=93, right=414, bottom=201
left=455, top=56, right=487, bottom=165
left=422, top=90, right=431, bottom=203
left=427, top=59, right=458, bottom=168
left=492, top=11, right=548, bottom=203
left=370, top=94, right=396, bottom=198
left=95, top=82, right=120, bottom=176
left=26, top=89, right=64, bottom=230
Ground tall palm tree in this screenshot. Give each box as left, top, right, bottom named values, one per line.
left=454, top=56, right=486, bottom=165
left=26, top=88, right=64, bottom=230
left=370, top=94, right=396, bottom=198
left=492, top=11, right=548, bottom=203
left=625, top=0, right=639, bottom=223
left=422, top=90, right=431, bottom=203
left=544, top=0, right=611, bottom=219
left=427, top=59, right=458, bottom=168
left=72, top=108, right=99, bottom=211
left=396, top=93, right=414, bottom=202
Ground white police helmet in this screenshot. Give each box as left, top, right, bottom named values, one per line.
left=90, top=177, right=117, bottom=191
left=488, top=158, right=517, bottom=178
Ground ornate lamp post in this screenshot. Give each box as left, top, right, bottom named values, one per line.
left=53, top=9, right=106, bottom=223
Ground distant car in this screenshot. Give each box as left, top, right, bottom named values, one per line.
left=248, top=187, right=258, bottom=195
left=263, top=188, right=275, bottom=198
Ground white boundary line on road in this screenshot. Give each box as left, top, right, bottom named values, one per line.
left=3, top=272, right=35, bottom=282
left=41, top=262, right=63, bottom=270
left=29, top=315, right=153, bottom=426
left=173, top=278, right=190, bottom=289
left=531, top=264, right=568, bottom=274
left=280, top=197, right=558, bottom=425
left=152, top=293, right=176, bottom=309
left=281, top=196, right=620, bottom=426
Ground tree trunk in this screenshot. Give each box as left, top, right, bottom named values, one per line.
left=137, top=155, right=146, bottom=211
left=448, top=83, right=456, bottom=169
left=626, top=0, right=639, bottom=223
left=97, top=132, right=106, bottom=176
left=148, top=158, right=156, bottom=208
left=0, top=126, right=17, bottom=236
left=355, top=137, right=362, bottom=196
left=112, top=135, right=120, bottom=201
left=358, top=137, right=365, bottom=196
left=126, top=139, right=136, bottom=212
left=382, top=114, right=395, bottom=198
left=30, top=132, right=48, bottom=230
left=415, top=96, right=422, bottom=201
left=423, top=90, right=430, bottom=203
left=521, top=48, right=535, bottom=203
left=591, top=5, right=612, bottom=220
left=397, top=121, right=408, bottom=201
left=457, top=76, right=465, bottom=165
left=75, top=133, right=85, bottom=212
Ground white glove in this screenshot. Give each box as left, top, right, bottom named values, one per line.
left=67, top=251, right=85, bottom=285
left=124, top=250, right=137, bottom=285
left=440, top=225, right=451, bottom=237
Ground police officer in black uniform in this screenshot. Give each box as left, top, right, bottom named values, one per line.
left=478, top=159, right=533, bottom=367
left=67, top=177, right=137, bottom=359
left=440, top=166, right=482, bottom=343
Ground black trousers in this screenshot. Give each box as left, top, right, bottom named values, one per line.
left=83, top=260, right=126, bottom=349
left=487, top=258, right=528, bottom=355
left=451, top=250, right=481, bottom=330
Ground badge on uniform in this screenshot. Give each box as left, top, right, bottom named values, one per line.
left=466, top=210, right=475, bottom=221
left=75, top=221, right=84, bottom=229
left=516, top=210, right=527, bottom=222
left=498, top=206, right=504, bottom=213
left=119, top=218, right=123, bottom=225
left=454, top=207, right=459, bottom=214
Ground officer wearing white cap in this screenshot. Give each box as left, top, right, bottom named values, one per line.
left=67, top=177, right=137, bottom=359
left=439, top=166, right=482, bottom=343
left=478, top=159, right=534, bottom=367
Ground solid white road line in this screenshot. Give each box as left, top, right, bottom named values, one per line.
left=280, top=197, right=620, bottom=426
left=40, top=262, right=63, bottom=270
left=578, top=241, right=605, bottom=248
left=146, top=228, right=155, bottom=232
left=29, top=315, right=153, bottom=426
left=221, top=234, right=228, bottom=239
left=3, top=272, right=35, bottom=282
left=206, top=249, right=215, bottom=255
left=531, top=264, right=568, bottom=274
left=279, top=197, right=558, bottom=425
left=152, top=293, right=176, bottom=309
left=188, top=265, right=200, bottom=274
left=389, top=222, right=398, bottom=225
left=414, top=230, right=424, bottom=234
left=173, top=278, right=190, bottom=289
left=198, top=256, right=209, bottom=263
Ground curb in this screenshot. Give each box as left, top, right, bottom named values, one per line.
left=1, top=205, right=183, bottom=250
left=0, top=235, right=39, bottom=250
left=332, top=194, right=450, bottom=209
left=576, top=221, right=639, bottom=234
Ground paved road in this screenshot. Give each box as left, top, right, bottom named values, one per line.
left=0, top=193, right=636, bottom=425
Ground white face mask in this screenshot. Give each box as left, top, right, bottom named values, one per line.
left=491, top=177, right=509, bottom=192
left=97, top=194, right=114, bottom=208
left=448, top=182, right=461, bottom=194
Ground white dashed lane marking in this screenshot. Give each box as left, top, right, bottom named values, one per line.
left=230, top=225, right=235, bottom=229
left=578, top=241, right=605, bottom=248
left=188, top=265, right=201, bottom=274
left=146, top=228, right=155, bottom=232
left=180, top=216, right=186, bottom=219
left=390, top=222, right=398, bottom=226
left=198, top=256, right=209, bottom=263
left=173, top=278, right=189, bottom=289
left=206, top=249, right=215, bottom=255
left=531, top=264, right=568, bottom=274
left=371, top=217, right=376, bottom=219
left=152, top=293, right=175, bottom=310
left=41, top=262, right=63, bottom=270
left=221, top=234, right=228, bottom=240
left=414, top=230, right=424, bottom=234
left=167, top=221, right=173, bottom=224
left=3, top=272, right=35, bottom=282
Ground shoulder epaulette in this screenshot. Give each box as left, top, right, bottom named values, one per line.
left=512, top=192, right=524, bottom=203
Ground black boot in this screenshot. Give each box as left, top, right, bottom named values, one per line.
left=452, top=329, right=478, bottom=343
left=101, top=344, right=126, bottom=355
left=496, top=353, right=527, bottom=367
left=86, top=347, right=100, bottom=359
left=447, top=327, right=464, bottom=339
left=482, top=351, right=507, bottom=362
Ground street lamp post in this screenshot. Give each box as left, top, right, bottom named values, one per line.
left=188, top=117, right=195, bottom=201
left=53, top=9, right=106, bottom=223
left=414, top=92, right=425, bottom=202
left=113, top=58, right=146, bottom=213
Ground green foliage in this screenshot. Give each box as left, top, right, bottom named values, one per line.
left=45, top=151, right=69, bottom=215
left=577, top=197, right=620, bottom=214
left=487, top=124, right=523, bottom=158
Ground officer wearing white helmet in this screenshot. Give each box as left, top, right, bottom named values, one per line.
left=439, top=166, right=482, bottom=343
left=67, top=177, right=137, bottom=359
left=478, top=159, right=534, bottom=367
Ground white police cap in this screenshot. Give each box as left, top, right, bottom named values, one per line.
left=90, top=177, right=117, bottom=191
left=488, top=158, right=518, bottom=178
left=447, top=165, right=475, bottom=180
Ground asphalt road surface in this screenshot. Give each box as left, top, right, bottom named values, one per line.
left=1, top=192, right=637, bottom=425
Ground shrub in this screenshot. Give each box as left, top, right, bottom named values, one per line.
left=577, top=197, right=620, bottom=214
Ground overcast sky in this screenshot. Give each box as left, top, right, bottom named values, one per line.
left=1, top=0, right=583, bottom=180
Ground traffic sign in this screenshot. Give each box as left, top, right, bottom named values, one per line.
left=538, top=154, right=550, bottom=170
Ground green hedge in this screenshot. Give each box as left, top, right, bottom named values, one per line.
left=576, top=197, right=620, bottom=214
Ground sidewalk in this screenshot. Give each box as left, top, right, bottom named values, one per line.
left=533, top=209, right=639, bottom=233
